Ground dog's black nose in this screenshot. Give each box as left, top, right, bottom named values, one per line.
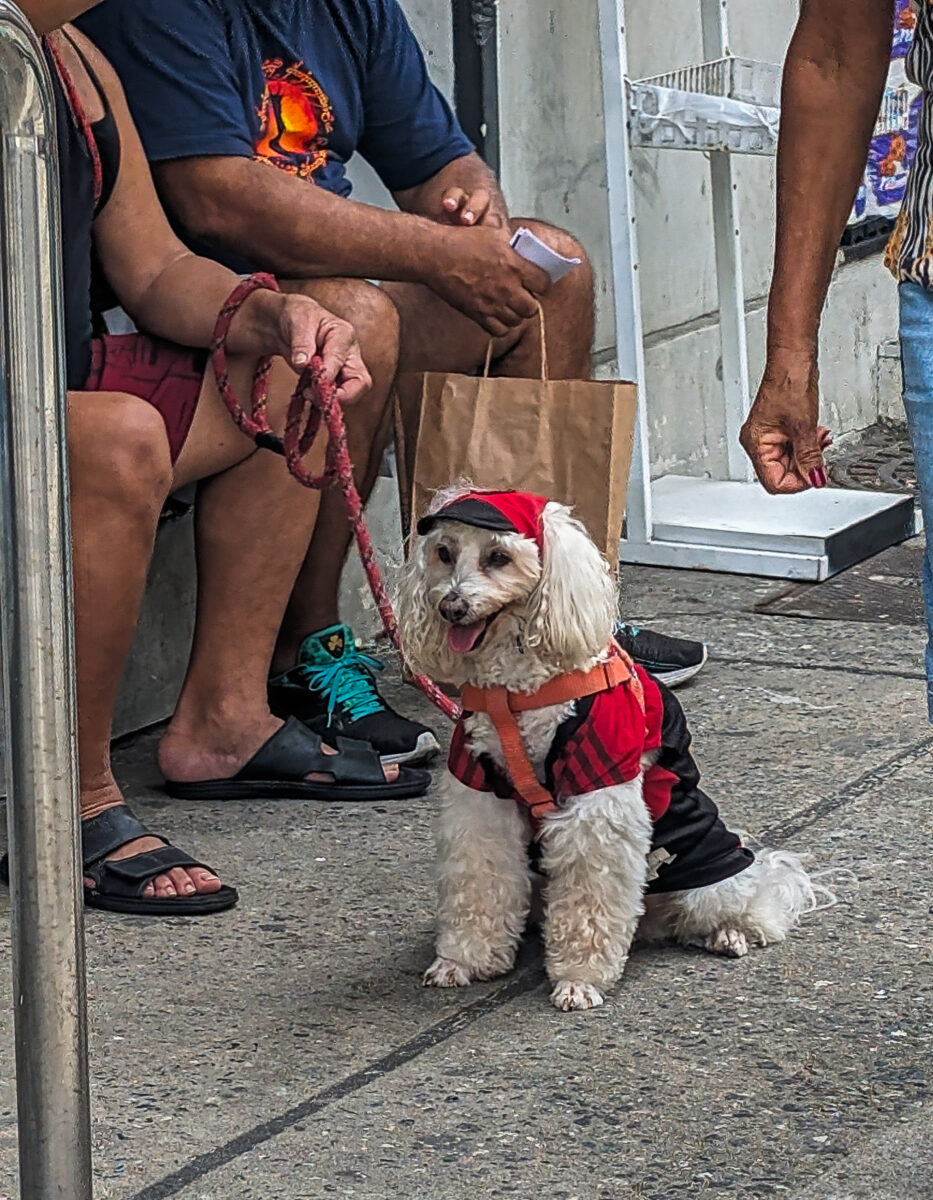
left=439, top=592, right=469, bottom=622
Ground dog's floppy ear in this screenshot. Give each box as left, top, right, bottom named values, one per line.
left=397, top=532, right=441, bottom=677
left=397, top=529, right=462, bottom=682
left=525, top=502, right=619, bottom=669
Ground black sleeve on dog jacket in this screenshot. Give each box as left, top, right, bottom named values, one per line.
left=644, top=678, right=754, bottom=894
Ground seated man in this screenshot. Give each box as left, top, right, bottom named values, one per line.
left=79, top=0, right=707, bottom=768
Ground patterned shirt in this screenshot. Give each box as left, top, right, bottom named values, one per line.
left=888, top=2, right=933, bottom=281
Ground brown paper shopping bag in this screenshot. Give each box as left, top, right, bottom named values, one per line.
left=394, top=314, right=637, bottom=565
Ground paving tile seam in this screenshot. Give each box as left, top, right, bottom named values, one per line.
left=760, top=734, right=933, bottom=843
left=632, top=607, right=924, bottom=632
left=711, top=657, right=926, bottom=682
left=125, top=967, right=543, bottom=1200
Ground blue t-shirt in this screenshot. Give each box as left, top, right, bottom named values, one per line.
left=77, top=0, right=473, bottom=198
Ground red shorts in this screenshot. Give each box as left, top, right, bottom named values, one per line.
left=84, top=333, right=208, bottom=462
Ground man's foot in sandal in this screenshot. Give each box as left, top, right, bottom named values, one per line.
left=0, top=801, right=238, bottom=917
left=159, top=714, right=431, bottom=802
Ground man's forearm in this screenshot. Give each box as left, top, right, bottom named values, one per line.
left=155, top=156, right=451, bottom=285
left=768, top=0, right=894, bottom=355
left=394, top=152, right=509, bottom=230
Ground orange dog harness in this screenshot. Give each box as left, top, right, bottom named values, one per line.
left=458, top=642, right=646, bottom=823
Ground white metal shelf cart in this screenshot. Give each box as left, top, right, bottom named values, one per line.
left=597, top=0, right=917, bottom=581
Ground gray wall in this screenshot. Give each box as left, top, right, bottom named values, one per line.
left=495, top=0, right=900, bottom=477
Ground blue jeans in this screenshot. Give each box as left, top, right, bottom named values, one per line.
left=898, top=280, right=933, bottom=719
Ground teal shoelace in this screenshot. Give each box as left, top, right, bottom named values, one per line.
left=301, top=646, right=386, bottom=723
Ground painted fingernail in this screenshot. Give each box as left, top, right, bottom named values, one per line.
left=294, top=352, right=309, bottom=366
left=808, top=467, right=827, bottom=488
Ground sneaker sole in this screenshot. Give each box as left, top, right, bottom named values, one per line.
left=650, top=646, right=708, bottom=689
left=380, top=731, right=441, bottom=766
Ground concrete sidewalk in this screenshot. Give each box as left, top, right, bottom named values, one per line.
left=2, top=542, right=933, bottom=1200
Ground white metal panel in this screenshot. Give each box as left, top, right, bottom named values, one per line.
left=597, top=0, right=653, bottom=543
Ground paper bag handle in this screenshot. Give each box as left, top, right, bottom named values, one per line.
left=483, top=303, right=548, bottom=382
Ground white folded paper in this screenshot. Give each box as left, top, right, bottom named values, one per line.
left=509, top=226, right=582, bottom=283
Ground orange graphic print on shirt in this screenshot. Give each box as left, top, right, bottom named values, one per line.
left=255, top=59, right=335, bottom=179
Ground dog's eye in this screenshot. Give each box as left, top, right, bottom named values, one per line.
left=437, top=544, right=453, bottom=565
left=487, top=550, right=512, bottom=569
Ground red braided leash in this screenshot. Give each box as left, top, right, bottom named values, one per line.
left=211, top=274, right=460, bottom=722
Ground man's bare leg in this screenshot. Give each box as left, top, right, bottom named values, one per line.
left=156, top=356, right=400, bottom=785
left=74, top=357, right=399, bottom=905
left=272, top=278, right=400, bottom=670
left=69, top=391, right=226, bottom=901
left=383, top=219, right=594, bottom=379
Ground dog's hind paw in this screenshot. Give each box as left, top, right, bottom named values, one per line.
left=423, top=956, right=473, bottom=988
left=705, top=928, right=749, bottom=958
left=550, top=980, right=605, bottom=1012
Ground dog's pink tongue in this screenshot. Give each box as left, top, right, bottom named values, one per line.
left=447, top=620, right=487, bottom=654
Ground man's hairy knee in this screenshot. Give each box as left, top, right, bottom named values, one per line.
left=292, top=277, right=400, bottom=357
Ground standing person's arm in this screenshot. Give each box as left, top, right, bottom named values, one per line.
left=741, top=0, right=895, bottom=493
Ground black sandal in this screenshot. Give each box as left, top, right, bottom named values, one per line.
left=1, top=805, right=239, bottom=917
left=164, top=717, right=431, bottom=802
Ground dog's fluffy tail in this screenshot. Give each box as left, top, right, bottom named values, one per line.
left=668, top=848, right=837, bottom=948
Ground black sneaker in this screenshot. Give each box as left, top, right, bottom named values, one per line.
left=615, top=623, right=707, bottom=688
left=269, top=624, right=440, bottom=765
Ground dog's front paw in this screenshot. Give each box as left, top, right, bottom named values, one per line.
left=424, top=956, right=473, bottom=988
left=705, top=927, right=749, bottom=958
left=550, top=980, right=605, bottom=1012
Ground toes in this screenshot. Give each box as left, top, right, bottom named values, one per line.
left=423, top=956, right=473, bottom=988
left=168, top=867, right=197, bottom=896
left=188, top=868, right=222, bottom=894
left=147, top=868, right=222, bottom=901
left=550, top=980, right=605, bottom=1012
left=705, top=928, right=749, bottom=958
left=384, top=764, right=399, bottom=783
left=151, top=874, right=178, bottom=899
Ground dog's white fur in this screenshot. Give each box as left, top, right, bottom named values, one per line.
left=399, top=491, right=824, bottom=1012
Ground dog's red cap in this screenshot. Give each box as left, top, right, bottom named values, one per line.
left=417, top=490, right=549, bottom=551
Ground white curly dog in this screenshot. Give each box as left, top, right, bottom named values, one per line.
left=398, top=487, right=826, bottom=1012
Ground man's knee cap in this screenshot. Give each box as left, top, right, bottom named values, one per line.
left=336, top=281, right=400, bottom=372
left=346, top=280, right=400, bottom=343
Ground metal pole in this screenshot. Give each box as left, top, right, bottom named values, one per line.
left=701, top=0, right=755, bottom=483
left=596, top=0, right=653, bottom=544
left=0, top=3, right=93, bottom=1196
